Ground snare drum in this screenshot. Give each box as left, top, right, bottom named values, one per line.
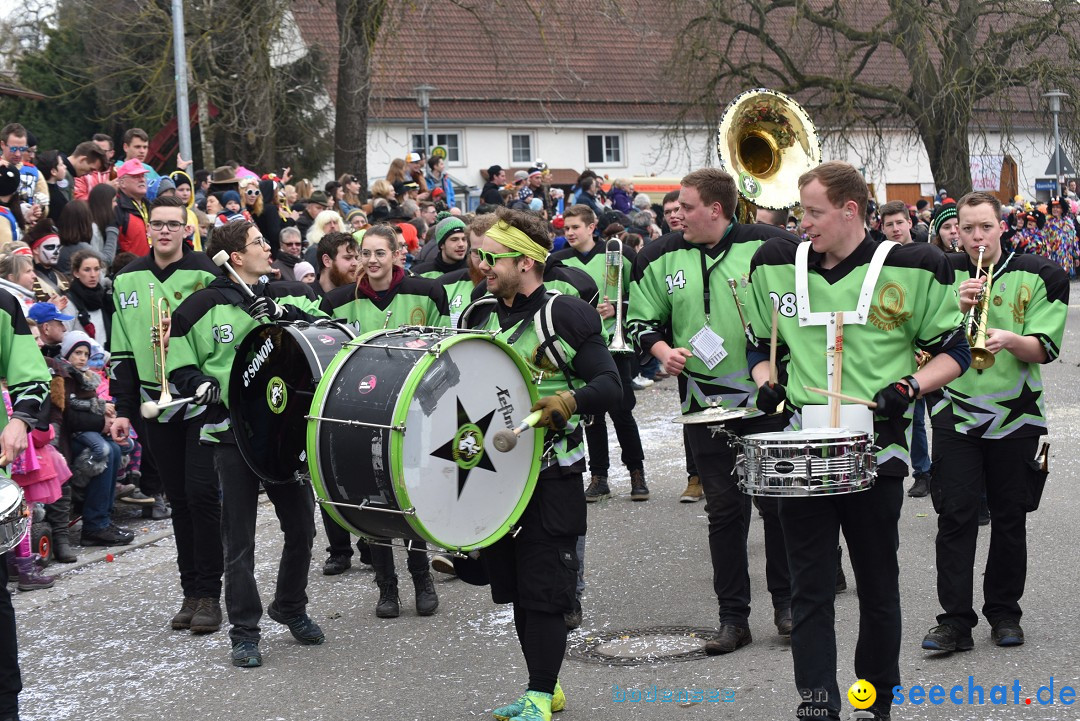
left=735, top=428, right=876, bottom=496
left=229, top=319, right=355, bottom=483
left=308, top=327, right=541, bottom=552
left=1, top=477, right=29, bottom=555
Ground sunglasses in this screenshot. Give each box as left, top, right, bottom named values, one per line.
left=282, top=241, right=302, bottom=247
left=245, top=189, right=261, bottom=197
left=476, top=249, right=523, bottom=266
left=4, top=145, right=29, bottom=153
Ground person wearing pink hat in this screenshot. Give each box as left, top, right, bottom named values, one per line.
left=115, top=158, right=151, bottom=257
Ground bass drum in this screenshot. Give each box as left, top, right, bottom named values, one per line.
left=230, top=319, right=355, bottom=483
left=309, top=327, right=541, bottom=552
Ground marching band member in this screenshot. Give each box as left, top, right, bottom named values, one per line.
left=626, top=169, right=796, bottom=652
left=321, top=224, right=449, bottom=619
left=459, top=208, right=620, bottom=721
left=744, top=161, right=969, bottom=721
left=167, top=220, right=326, bottom=668
left=921, top=191, right=1068, bottom=652
left=109, top=195, right=224, bottom=634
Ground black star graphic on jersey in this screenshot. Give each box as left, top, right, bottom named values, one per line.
left=998, top=379, right=1042, bottom=429
left=430, top=398, right=497, bottom=498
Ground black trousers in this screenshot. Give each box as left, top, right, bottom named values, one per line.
left=686, top=415, right=790, bottom=625
left=931, top=428, right=1039, bottom=630
left=369, top=540, right=429, bottom=581
left=0, top=555, right=19, bottom=719
left=132, top=415, right=164, bottom=497
left=780, top=476, right=903, bottom=720
left=320, top=507, right=366, bottom=558
left=584, top=353, right=644, bottom=475
left=214, top=444, right=316, bottom=643
left=684, top=425, right=697, bottom=479
left=144, top=420, right=224, bottom=598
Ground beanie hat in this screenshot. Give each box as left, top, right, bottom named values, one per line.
left=292, top=261, right=315, bottom=280
left=434, top=217, right=466, bottom=246
left=221, top=190, right=242, bottom=206
left=61, top=330, right=93, bottom=360
left=929, top=202, right=957, bottom=240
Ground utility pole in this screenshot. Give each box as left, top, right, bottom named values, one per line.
left=172, top=0, right=192, bottom=163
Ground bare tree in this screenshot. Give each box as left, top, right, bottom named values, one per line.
left=668, top=0, right=1080, bottom=195
left=334, top=0, right=389, bottom=186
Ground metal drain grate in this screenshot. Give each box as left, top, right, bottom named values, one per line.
left=566, top=626, right=716, bottom=666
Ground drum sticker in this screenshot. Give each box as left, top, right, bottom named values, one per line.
left=358, top=375, right=377, bottom=394
left=738, top=171, right=762, bottom=199
left=405, top=338, right=430, bottom=349
left=415, top=356, right=460, bottom=415
left=317, top=334, right=337, bottom=345
left=429, top=398, right=497, bottom=498
left=266, top=377, right=287, bottom=414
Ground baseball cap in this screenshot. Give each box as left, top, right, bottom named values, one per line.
left=406, top=152, right=423, bottom=163
left=116, top=159, right=149, bottom=178
left=28, top=302, right=75, bottom=324
left=513, top=170, right=529, bottom=182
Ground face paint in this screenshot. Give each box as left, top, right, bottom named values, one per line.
left=39, top=242, right=61, bottom=265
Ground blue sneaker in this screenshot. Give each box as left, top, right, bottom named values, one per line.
left=493, top=683, right=563, bottom=720
left=231, top=640, right=262, bottom=668
left=267, top=603, right=325, bottom=645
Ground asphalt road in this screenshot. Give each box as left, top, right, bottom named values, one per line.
left=12, top=289, right=1080, bottom=721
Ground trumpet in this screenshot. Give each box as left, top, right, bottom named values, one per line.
left=149, top=283, right=173, bottom=406
left=967, top=246, right=995, bottom=370
left=603, top=238, right=631, bottom=353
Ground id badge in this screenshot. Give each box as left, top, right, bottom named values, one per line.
left=689, top=325, right=727, bottom=370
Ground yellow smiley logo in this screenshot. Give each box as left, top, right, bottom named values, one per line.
left=848, top=679, right=877, bottom=710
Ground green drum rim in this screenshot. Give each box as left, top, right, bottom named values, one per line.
left=390, top=330, right=542, bottom=552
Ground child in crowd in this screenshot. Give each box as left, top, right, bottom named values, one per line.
left=214, top=190, right=250, bottom=227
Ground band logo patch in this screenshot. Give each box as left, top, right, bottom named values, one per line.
left=317, top=334, right=336, bottom=345
left=452, top=423, right=485, bottom=470
left=266, top=377, right=287, bottom=414
left=410, top=307, right=427, bottom=325
left=869, top=281, right=912, bottom=331
left=358, top=375, right=377, bottom=394
left=1011, top=284, right=1031, bottom=324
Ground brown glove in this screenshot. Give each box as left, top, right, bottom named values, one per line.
left=530, top=390, right=577, bottom=430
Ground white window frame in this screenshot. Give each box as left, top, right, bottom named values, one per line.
left=584, top=131, right=625, bottom=167
left=408, top=129, right=465, bottom=166
left=509, top=131, right=536, bottom=165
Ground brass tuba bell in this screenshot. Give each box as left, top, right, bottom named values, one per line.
left=716, top=89, right=822, bottom=217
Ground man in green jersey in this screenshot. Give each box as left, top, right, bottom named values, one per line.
left=110, top=195, right=225, bottom=634
left=167, top=220, right=326, bottom=668
left=921, top=192, right=1068, bottom=653
left=460, top=207, right=620, bottom=721
left=321, top=224, right=448, bottom=619
left=549, top=204, right=647, bottom=502
left=627, top=168, right=796, bottom=653
left=411, top=216, right=468, bottom=278
left=744, top=161, right=970, bottom=721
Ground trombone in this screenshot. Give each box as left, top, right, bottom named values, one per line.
left=967, top=246, right=995, bottom=370
left=603, top=237, right=631, bottom=353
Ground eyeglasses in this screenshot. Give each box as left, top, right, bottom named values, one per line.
left=149, top=220, right=185, bottom=231
left=245, top=189, right=261, bottom=197
left=4, top=145, right=29, bottom=154
left=244, top=236, right=270, bottom=250
left=476, top=249, right=523, bottom=266
left=360, top=249, right=390, bottom=259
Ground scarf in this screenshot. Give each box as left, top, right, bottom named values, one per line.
left=69, top=279, right=107, bottom=338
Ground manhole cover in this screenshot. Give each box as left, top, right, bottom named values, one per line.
left=566, top=626, right=716, bottom=666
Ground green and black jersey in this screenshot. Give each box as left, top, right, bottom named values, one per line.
left=929, top=251, right=1068, bottom=439
left=628, top=223, right=799, bottom=414
left=549, top=241, right=636, bottom=337
left=469, top=260, right=599, bottom=306
left=166, top=277, right=321, bottom=443
left=411, top=254, right=466, bottom=279
left=1, top=291, right=49, bottom=431
left=438, top=267, right=478, bottom=328
left=745, top=236, right=967, bottom=476
left=110, top=247, right=220, bottom=423
left=321, top=269, right=449, bottom=333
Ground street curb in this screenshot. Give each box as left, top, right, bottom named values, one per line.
left=53, top=526, right=177, bottom=575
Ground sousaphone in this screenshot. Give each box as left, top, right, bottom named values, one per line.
left=717, top=88, right=822, bottom=214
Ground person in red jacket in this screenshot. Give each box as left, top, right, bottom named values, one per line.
left=114, top=159, right=150, bottom=257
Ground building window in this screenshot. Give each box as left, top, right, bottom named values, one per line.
left=510, top=132, right=535, bottom=164
left=410, top=131, right=463, bottom=164
left=586, top=132, right=623, bottom=165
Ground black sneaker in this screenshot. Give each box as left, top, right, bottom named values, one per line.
left=922, top=623, right=974, bottom=652
left=629, top=469, right=650, bottom=501
left=564, top=598, right=582, bottom=630
left=908, top=473, right=930, bottom=498
left=267, top=603, right=326, bottom=645
left=231, top=640, right=262, bottom=668
left=412, top=572, right=439, bottom=616
left=80, top=524, right=134, bottom=547
left=991, top=619, right=1024, bottom=647
left=584, top=476, right=610, bottom=503
left=704, top=624, right=752, bottom=655
left=322, top=554, right=351, bottom=576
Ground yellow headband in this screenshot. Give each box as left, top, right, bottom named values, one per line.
left=485, top=221, right=549, bottom=263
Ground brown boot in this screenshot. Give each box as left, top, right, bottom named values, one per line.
left=679, top=475, right=704, bottom=503
left=189, top=597, right=223, bottom=634
left=171, top=597, right=199, bottom=630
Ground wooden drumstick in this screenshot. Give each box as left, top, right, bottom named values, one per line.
left=804, top=386, right=877, bottom=409
left=830, top=312, right=844, bottom=427
left=769, top=304, right=779, bottom=386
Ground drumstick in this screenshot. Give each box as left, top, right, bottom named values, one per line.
left=212, top=250, right=257, bottom=301
left=769, top=304, right=779, bottom=386
left=804, top=386, right=877, bottom=409
left=140, top=396, right=197, bottom=419
left=492, top=410, right=543, bottom=453
left=830, top=312, right=844, bottom=427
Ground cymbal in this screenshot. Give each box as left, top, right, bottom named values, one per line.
left=671, top=407, right=763, bottom=425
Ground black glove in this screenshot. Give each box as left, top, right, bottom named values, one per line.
left=872, top=380, right=915, bottom=419
left=246, top=296, right=284, bottom=322
left=755, top=383, right=787, bottom=414
left=194, top=378, right=221, bottom=406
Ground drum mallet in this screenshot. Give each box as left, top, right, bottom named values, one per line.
left=492, top=410, right=542, bottom=453
left=140, top=397, right=197, bottom=419
left=212, top=250, right=257, bottom=301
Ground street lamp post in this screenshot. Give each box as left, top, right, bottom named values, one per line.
left=1043, top=89, right=1068, bottom=194
left=414, top=84, right=436, bottom=156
